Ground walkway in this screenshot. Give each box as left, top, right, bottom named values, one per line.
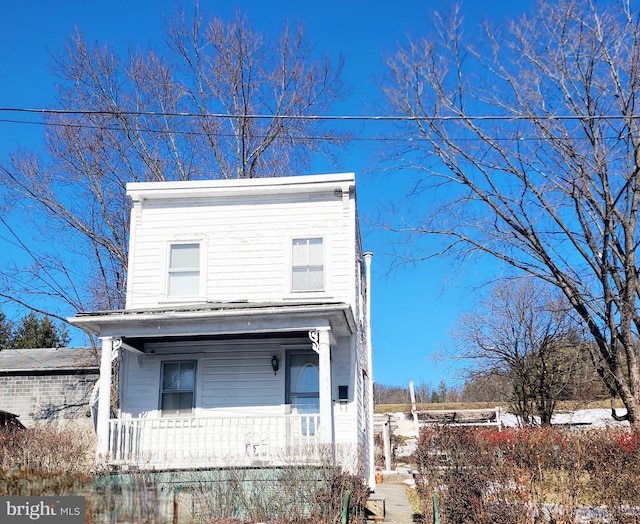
left=370, top=479, right=421, bottom=524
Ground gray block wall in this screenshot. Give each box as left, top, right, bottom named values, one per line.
left=0, top=371, right=98, bottom=428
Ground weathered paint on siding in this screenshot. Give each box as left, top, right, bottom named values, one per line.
left=115, top=174, right=369, bottom=472
left=119, top=337, right=361, bottom=446
left=127, top=190, right=357, bottom=309
left=119, top=353, right=160, bottom=418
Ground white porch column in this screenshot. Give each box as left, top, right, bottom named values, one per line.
left=310, top=327, right=333, bottom=444
left=96, top=336, right=115, bottom=461
left=363, top=251, right=375, bottom=488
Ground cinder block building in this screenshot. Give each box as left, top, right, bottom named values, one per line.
left=0, top=347, right=99, bottom=428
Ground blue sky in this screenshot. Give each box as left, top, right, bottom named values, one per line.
left=0, top=0, right=531, bottom=389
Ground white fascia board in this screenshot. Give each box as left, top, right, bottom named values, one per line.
left=68, top=303, right=356, bottom=339
left=126, top=173, right=355, bottom=202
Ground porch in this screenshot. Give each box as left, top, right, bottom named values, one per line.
left=107, top=413, right=322, bottom=469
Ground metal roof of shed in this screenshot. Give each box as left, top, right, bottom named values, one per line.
left=0, top=347, right=98, bottom=373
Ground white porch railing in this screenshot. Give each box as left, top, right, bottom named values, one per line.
left=107, top=414, right=322, bottom=468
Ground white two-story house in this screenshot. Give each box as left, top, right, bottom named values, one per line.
left=69, top=173, right=374, bottom=484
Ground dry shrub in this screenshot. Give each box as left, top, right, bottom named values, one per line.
left=415, top=425, right=640, bottom=524
left=0, top=424, right=94, bottom=475
left=415, top=426, right=531, bottom=524
left=319, top=471, right=370, bottom=524
left=187, top=445, right=369, bottom=524
left=583, top=430, right=640, bottom=522
left=190, top=466, right=368, bottom=524
left=0, top=425, right=95, bottom=502
left=0, top=428, right=368, bottom=524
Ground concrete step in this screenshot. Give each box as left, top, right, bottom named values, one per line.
left=378, top=469, right=415, bottom=484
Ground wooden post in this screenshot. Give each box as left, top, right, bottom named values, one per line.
left=383, top=417, right=391, bottom=471
left=410, top=381, right=420, bottom=438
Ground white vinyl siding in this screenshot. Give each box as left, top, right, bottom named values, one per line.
left=128, top=196, right=355, bottom=308
left=291, top=238, right=324, bottom=292
left=200, top=354, right=282, bottom=412
left=117, top=175, right=368, bottom=472
left=118, top=337, right=360, bottom=449
left=120, top=344, right=285, bottom=419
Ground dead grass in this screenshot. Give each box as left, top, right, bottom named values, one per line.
left=375, top=399, right=623, bottom=415
left=375, top=401, right=508, bottom=414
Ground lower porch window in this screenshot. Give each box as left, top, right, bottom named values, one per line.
left=161, top=361, right=195, bottom=416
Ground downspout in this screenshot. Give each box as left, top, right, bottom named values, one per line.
left=363, top=251, right=375, bottom=489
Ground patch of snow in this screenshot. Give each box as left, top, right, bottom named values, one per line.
left=502, top=408, right=629, bottom=429
left=380, top=408, right=630, bottom=436
left=396, top=438, right=417, bottom=457
left=552, top=408, right=627, bottom=428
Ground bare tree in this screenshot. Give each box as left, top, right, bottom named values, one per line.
left=455, top=279, right=586, bottom=426
left=0, top=7, right=347, bottom=319
left=382, top=0, right=640, bottom=429
left=374, top=384, right=410, bottom=405
left=462, top=370, right=512, bottom=404
left=414, top=380, right=435, bottom=404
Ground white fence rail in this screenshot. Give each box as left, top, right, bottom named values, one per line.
left=416, top=407, right=503, bottom=428
left=108, top=414, right=321, bottom=468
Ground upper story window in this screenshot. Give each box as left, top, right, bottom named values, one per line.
left=161, top=361, right=196, bottom=416
left=168, top=243, right=200, bottom=297
left=292, top=238, right=324, bottom=292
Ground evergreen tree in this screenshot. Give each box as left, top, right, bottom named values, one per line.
left=0, top=311, right=12, bottom=350
left=8, top=312, right=69, bottom=349
left=430, top=380, right=448, bottom=403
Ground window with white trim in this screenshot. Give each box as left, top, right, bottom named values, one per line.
left=161, top=361, right=195, bottom=415
left=167, top=243, right=200, bottom=297
left=291, top=238, right=324, bottom=292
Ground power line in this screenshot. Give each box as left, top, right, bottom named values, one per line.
left=0, top=115, right=618, bottom=145
left=0, top=108, right=635, bottom=147
left=0, top=106, right=638, bottom=122
left=0, top=117, right=366, bottom=142
left=1, top=106, right=413, bottom=121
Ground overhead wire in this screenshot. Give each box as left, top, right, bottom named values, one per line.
left=0, top=106, right=636, bottom=122
left=0, top=106, right=634, bottom=144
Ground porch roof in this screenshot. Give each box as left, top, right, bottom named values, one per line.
left=68, top=300, right=356, bottom=349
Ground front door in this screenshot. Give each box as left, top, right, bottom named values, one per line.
left=288, top=353, right=320, bottom=435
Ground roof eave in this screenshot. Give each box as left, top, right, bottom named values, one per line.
left=127, top=173, right=356, bottom=202
left=68, top=303, right=357, bottom=340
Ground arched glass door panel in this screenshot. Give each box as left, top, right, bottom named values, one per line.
left=288, top=353, right=319, bottom=435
